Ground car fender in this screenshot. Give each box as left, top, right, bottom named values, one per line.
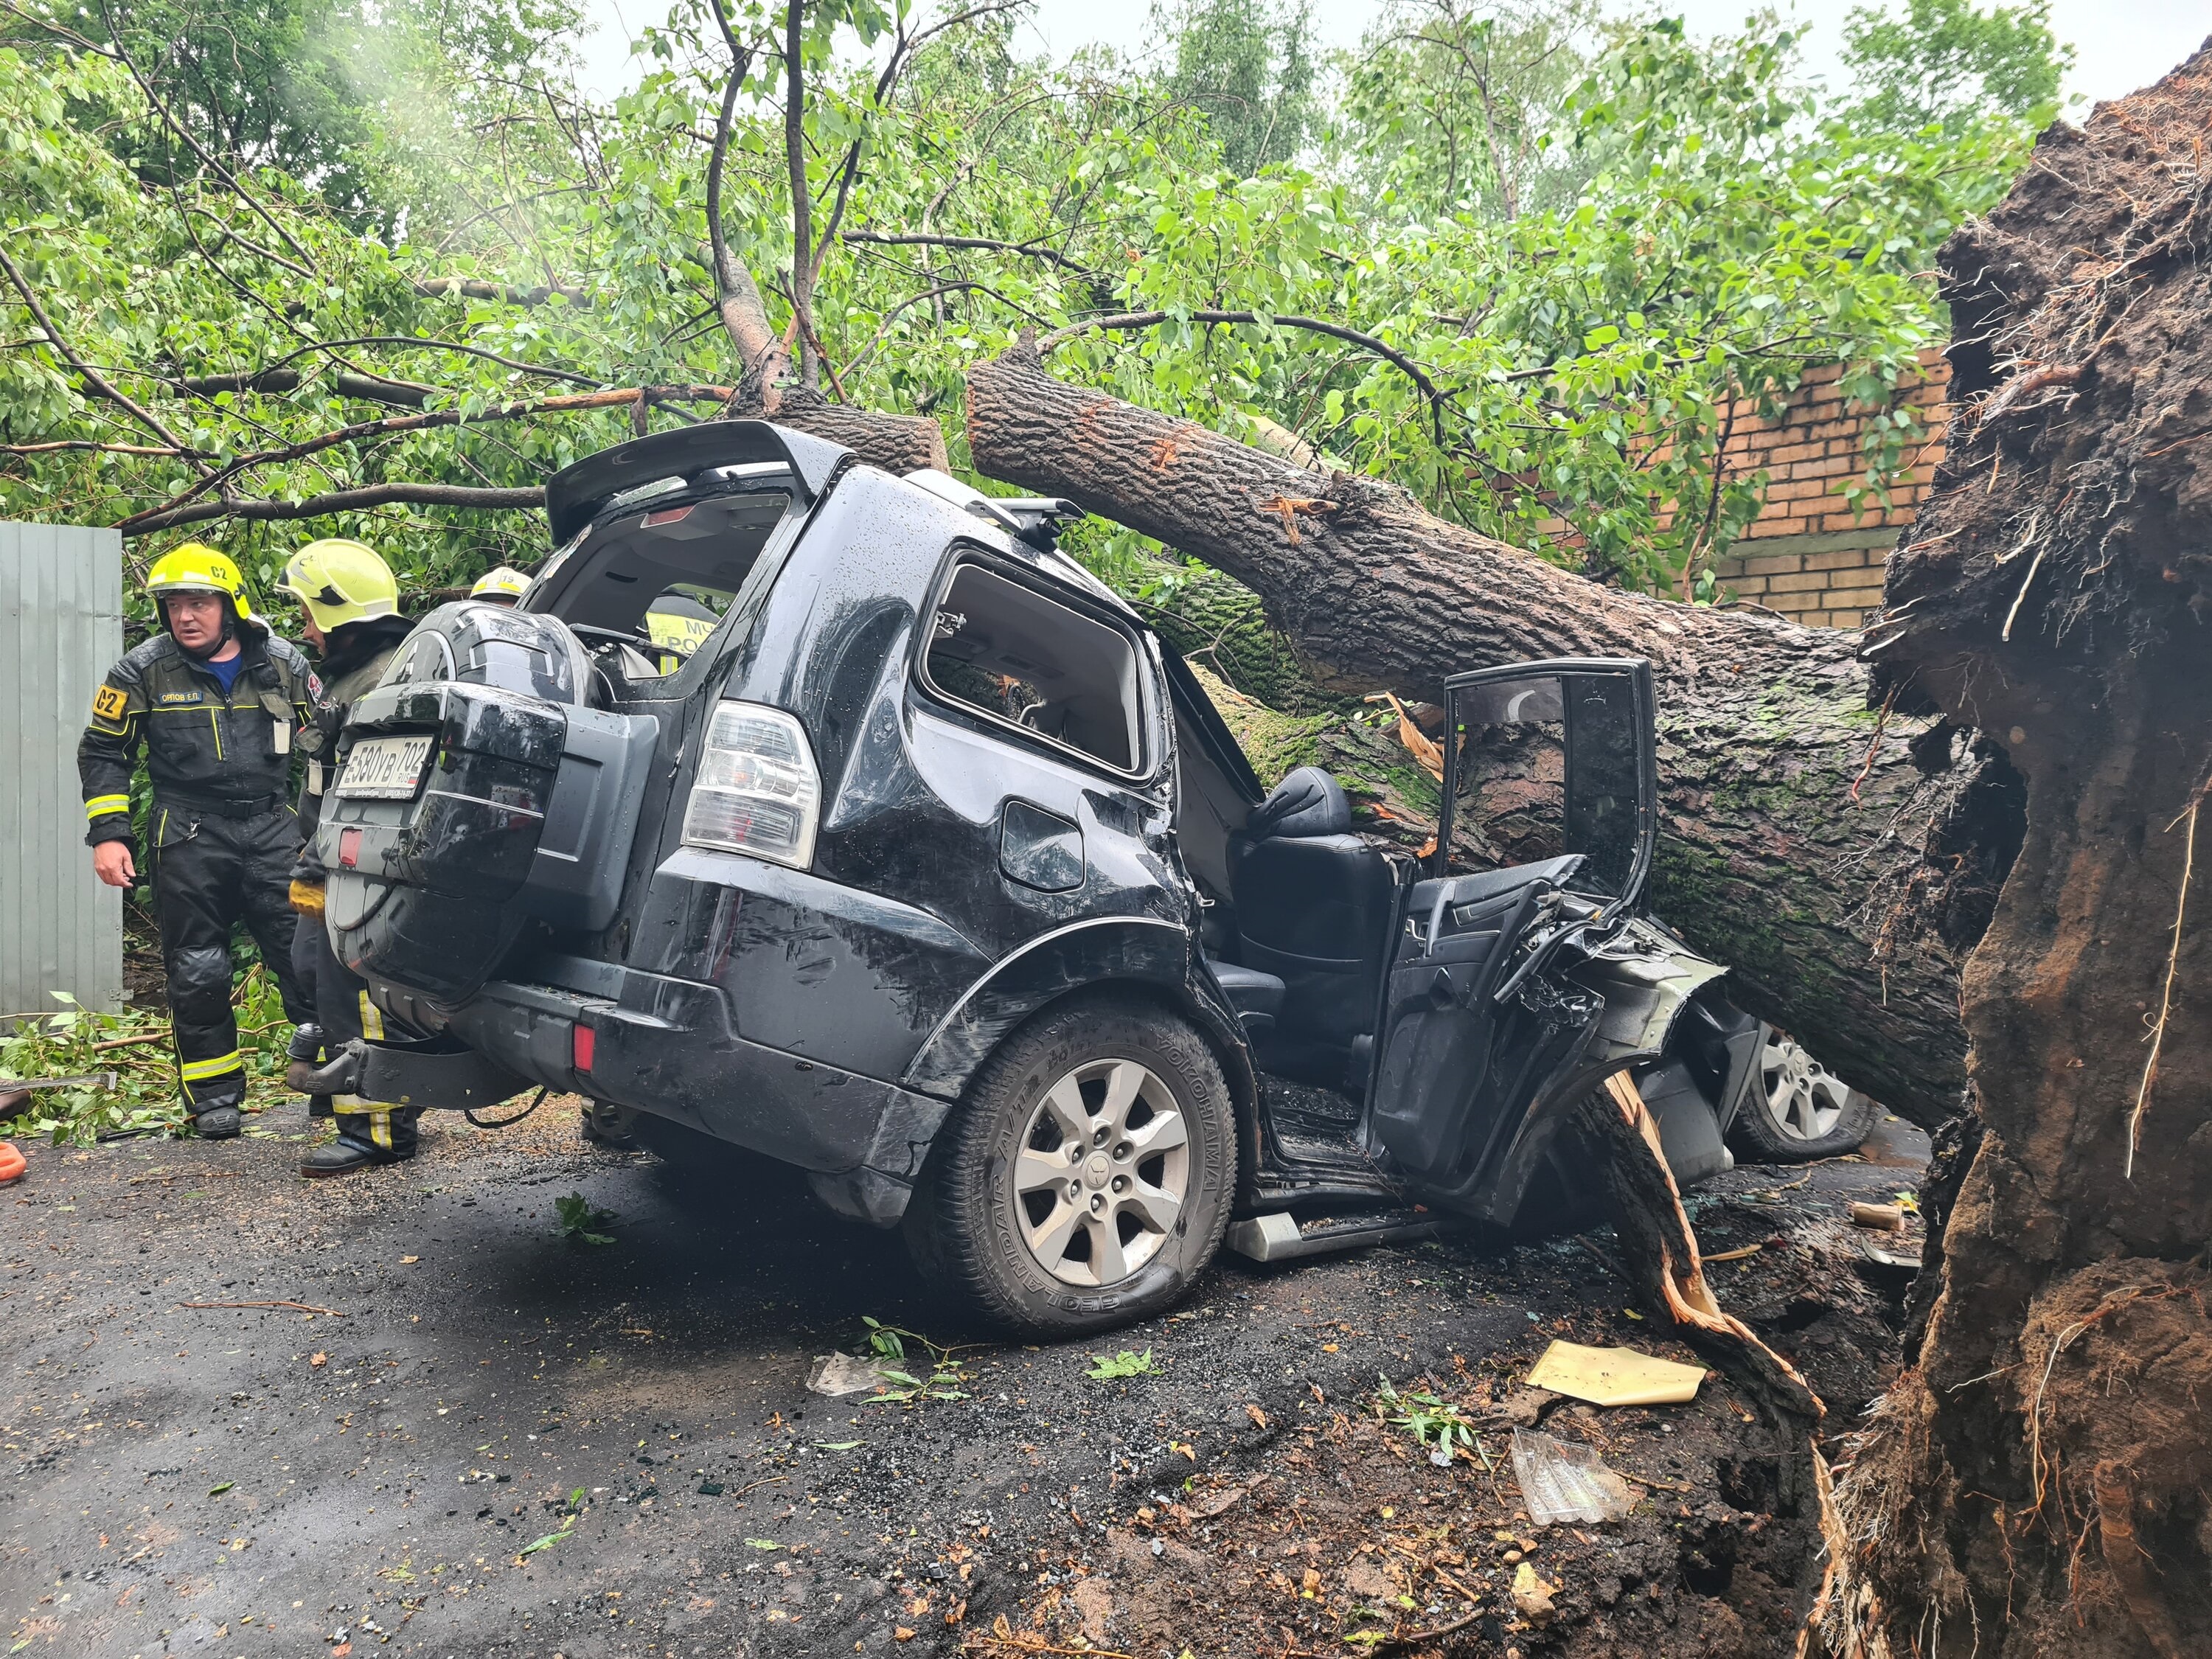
left=901, top=912, right=1262, bottom=1191
left=1569, top=918, right=1731, bottom=1070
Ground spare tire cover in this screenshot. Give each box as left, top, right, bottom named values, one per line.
left=378, top=601, right=589, bottom=706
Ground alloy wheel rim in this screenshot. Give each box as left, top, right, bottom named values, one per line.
left=1009, top=1057, right=1189, bottom=1288
left=1759, top=1038, right=1851, bottom=1141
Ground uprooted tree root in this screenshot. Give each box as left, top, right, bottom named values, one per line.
left=1811, top=1263, right=2212, bottom=1659
left=1829, top=39, right=2212, bottom=1659
left=1576, top=1073, right=1825, bottom=1433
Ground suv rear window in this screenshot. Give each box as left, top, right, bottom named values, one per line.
left=535, top=490, right=790, bottom=653
left=923, top=560, right=1145, bottom=774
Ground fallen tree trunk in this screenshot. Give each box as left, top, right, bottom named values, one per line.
left=967, top=344, right=2009, bottom=1126
left=1815, top=51, right=2212, bottom=1659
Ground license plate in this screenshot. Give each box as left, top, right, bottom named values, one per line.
left=335, top=734, right=434, bottom=800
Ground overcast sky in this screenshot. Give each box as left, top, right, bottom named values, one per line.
left=574, top=0, right=2208, bottom=119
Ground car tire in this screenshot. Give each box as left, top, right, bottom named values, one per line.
left=1728, top=1031, right=1879, bottom=1163
left=904, top=992, right=1237, bottom=1337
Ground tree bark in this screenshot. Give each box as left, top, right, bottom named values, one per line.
left=967, top=343, right=2005, bottom=1127
left=1816, top=53, right=2212, bottom=1659
left=699, top=21, right=942, bottom=474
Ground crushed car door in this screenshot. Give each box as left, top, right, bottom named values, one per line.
left=1365, top=658, right=1657, bottom=1192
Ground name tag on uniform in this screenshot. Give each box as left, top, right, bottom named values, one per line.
left=157, top=690, right=203, bottom=705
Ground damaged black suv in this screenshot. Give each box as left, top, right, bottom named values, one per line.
left=315, top=421, right=1764, bottom=1335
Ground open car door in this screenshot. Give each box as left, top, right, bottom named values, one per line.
left=1365, top=658, right=1658, bottom=1209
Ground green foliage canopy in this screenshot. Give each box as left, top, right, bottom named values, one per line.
left=0, top=0, right=2065, bottom=627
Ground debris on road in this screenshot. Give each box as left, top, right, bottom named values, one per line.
left=1509, top=1427, right=1635, bottom=1525
left=1848, top=1201, right=1906, bottom=1231
left=0, top=1139, right=22, bottom=1185
left=1512, top=1559, right=1559, bottom=1623
left=1526, top=1339, right=1706, bottom=1406
left=806, top=1352, right=893, bottom=1397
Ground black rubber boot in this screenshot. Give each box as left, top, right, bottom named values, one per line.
left=299, top=1134, right=408, bottom=1178
left=191, top=1093, right=243, bottom=1141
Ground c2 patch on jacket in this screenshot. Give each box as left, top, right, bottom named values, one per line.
left=91, top=684, right=128, bottom=721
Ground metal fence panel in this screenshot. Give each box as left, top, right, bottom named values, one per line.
left=1, top=522, right=123, bottom=1017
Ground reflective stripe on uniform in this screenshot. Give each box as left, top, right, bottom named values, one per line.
left=84, top=794, right=131, bottom=819
left=331, top=1097, right=394, bottom=1150
left=358, top=991, right=386, bottom=1042
left=180, top=1049, right=243, bottom=1081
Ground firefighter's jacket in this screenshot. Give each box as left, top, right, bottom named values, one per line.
left=78, top=622, right=318, bottom=853
left=293, top=615, right=414, bottom=884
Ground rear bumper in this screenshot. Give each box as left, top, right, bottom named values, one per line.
left=403, top=958, right=946, bottom=1223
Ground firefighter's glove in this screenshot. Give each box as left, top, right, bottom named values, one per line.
left=288, top=878, right=326, bottom=917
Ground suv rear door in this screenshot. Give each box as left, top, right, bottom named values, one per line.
left=1364, top=658, right=1658, bottom=1200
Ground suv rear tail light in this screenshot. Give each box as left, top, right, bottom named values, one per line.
left=681, top=701, right=821, bottom=869
left=571, top=1023, right=595, bottom=1072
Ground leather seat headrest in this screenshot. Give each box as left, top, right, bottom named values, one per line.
left=1247, top=765, right=1352, bottom=839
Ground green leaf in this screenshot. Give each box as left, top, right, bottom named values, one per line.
left=1086, top=1349, right=1160, bottom=1380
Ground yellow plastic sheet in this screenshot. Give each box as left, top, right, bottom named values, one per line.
left=1525, top=1339, right=1705, bottom=1406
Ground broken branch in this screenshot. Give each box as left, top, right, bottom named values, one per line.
left=1037, top=310, right=1449, bottom=416
left=119, top=481, right=547, bottom=536
left=0, top=244, right=205, bottom=463
left=844, top=229, right=1096, bottom=276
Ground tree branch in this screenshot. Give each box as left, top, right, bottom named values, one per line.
left=0, top=245, right=207, bottom=465
left=84, top=0, right=322, bottom=273
left=119, top=482, right=547, bottom=537
left=412, top=277, right=595, bottom=309
left=248, top=335, right=602, bottom=389
left=783, top=0, right=818, bottom=389
left=114, top=386, right=734, bottom=528
left=703, top=17, right=785, bottom=399
left=844, top=229, right=1097, bottom=277
left=1037, top=310, right=1450, bottom=420
left=1, top=439, right=187, bottom=456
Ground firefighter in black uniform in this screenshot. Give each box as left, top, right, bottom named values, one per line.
left=79, top=544, right=317, bottom=1138
left=274, top=539, right=422, bottom=1178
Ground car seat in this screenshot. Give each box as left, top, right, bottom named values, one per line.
left=1231, top=768, right=1397, bottom=1080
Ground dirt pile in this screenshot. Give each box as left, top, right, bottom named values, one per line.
left=1826, top=39, right=2212, bottom=1659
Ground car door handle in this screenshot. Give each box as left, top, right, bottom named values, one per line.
left=1427, top=967, right=1458, bottom=1010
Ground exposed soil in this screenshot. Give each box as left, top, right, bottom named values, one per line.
left=3, top=1099, right=1924, bottom=1658
left=1832, top=41, right=2212, bottom=1659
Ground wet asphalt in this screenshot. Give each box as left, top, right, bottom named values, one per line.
left=2, top=1100, right=1927, bottom=1658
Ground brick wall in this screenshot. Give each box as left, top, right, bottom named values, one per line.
left=1708, top=348, right=1950, bottom=628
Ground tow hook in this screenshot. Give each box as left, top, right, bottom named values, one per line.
left=285, top=1039, right=366, bottom=1096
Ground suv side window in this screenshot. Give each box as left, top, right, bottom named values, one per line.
left=922, top=557, right=1147, bottom=776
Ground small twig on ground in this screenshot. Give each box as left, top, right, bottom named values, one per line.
left=1377, top=1608, right=1486, bottom=1649
left=177, top=1300, right=344, bottom=1316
